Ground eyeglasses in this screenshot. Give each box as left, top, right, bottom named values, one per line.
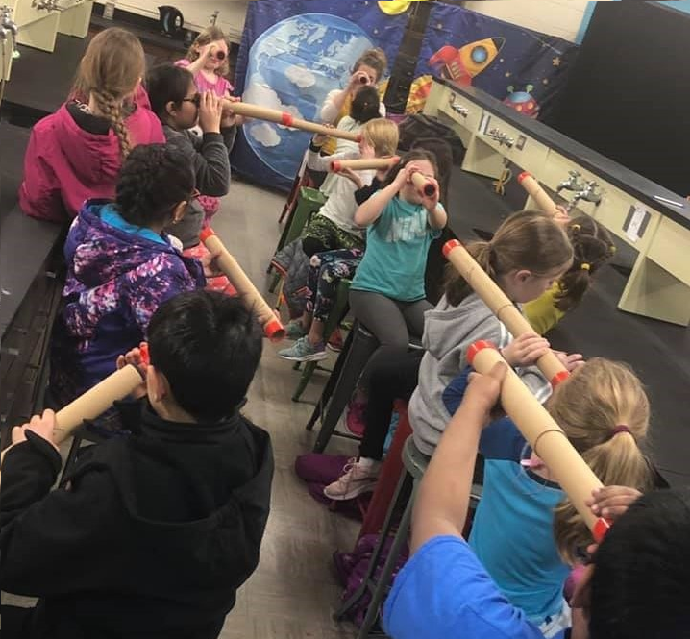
left=182, top=93, right=201, bottom=108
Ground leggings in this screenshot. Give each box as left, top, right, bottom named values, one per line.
left=349, top=289, right=431, bottom=390
left=305, top=249, right=362, bottom=322
left=359, top=348, right=423, bottom=460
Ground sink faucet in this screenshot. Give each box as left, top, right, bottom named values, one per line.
left=569, top=181, right=602, bottom=209
left=0, top=5, right=17, bottom=38
left=557, top=171, right=583, bottom=193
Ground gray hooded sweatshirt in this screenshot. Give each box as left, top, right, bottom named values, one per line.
left=409, top=292, right=552, bottom=456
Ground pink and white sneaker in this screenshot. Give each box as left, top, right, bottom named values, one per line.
left=324, top=459, right=381, bottom=501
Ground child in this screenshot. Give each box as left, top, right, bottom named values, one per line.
left=20, top=27, right=165, bottom=223
left=320, top=47, right=387, bottom=157
left=342, top=150, right=446, bottom=430
left=383, top=361, right=690, bottom=639
left=49, top=143, right=216, bottom=406
left=525, top=216, right=615, bottom=335
left=0, top=290, right=274, bottom=639
left=303, top=117, right=399, bottom=257
left=408, top=209, right=576, bottom=457
left=442, top=358, right=654, bottom=635
left=176, top=26, right=234, bottom=98
left=146, top=63, right=236, bottom=258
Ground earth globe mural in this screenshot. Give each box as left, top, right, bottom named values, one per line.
left=242, top=13, right=375, bottom=181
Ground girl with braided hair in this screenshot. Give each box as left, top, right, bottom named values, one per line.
left=525, top=216, right=616, bottom=335
left=19, top=27, right=165, bottom=223
left=49, top=144, right=220, bottom=406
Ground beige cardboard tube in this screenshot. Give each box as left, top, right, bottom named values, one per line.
left=410, top=171, right=437, bottom=197
left=443, top=239, right=568, bottom=385
left=330, top=157, right=400, bottom=173
left=0, top=364, right=144, bottom=472
left=469, top=343, right=608, bottom=540
left=200, top=228, right=285, bottom=341
left=517, top=172, right=557, bottom=215
left=221, top=100, right=361, bottom=142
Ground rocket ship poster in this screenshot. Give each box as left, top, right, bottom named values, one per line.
left=408, top=4, right=578, bottom=118
left=232, top=1, right=408, bottom=191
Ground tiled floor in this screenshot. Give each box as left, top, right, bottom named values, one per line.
left=210, top=180, right=361, bottom=637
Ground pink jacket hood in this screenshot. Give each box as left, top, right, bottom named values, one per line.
left=19, top=87, right=165, bottom=223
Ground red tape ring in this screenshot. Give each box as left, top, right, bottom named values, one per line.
left=551, top=370, right=571, bottom=387
left=517, top=171, right=532, bottom=184
left=442, top=239, right=461, bottom=258
left=592, top=517, right=612, bottom=543
left=466, top=340, right=497, bottom=366
left=281, top=112, right=294, bottom=127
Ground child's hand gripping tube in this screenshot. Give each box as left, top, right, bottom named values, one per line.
left=410, top=171, right=437, bottom=197
left=330, top=157, right=401, bottom=173
left=220, top=99, right=361, bottom=142
left=443, top=239, right=568, bottom=387
left=199, top=228, right=285, bottom=341
left=517, top=172, right=557, bottom=216
left=0, top=356, right=148, bottom=477
left=467, top=341, right=611, bottom=543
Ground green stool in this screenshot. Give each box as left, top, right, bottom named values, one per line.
left=277, top=186, right=327, bottom=253
left=270, top=186, right=328, bottom=293
left=291, top=279, right=351, bottom=402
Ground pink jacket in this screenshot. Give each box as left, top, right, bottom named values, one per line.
left=19, top=87, right=165, bottom=223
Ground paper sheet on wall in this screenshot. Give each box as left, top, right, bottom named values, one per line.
left=625, top=203, right=649, bottom=243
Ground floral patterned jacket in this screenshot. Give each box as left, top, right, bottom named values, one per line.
left=50, top=200, right=206, bottom=404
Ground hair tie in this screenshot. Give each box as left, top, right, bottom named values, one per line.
left=611, top=425, right=631, bottom=438
left=580, top=262, right=591, bottom=271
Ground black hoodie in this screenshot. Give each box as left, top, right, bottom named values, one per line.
left=0, top=400, right=274, bottom=639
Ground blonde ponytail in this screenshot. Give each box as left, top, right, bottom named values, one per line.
left=91, top=89, right=134, bottom=159
left=549, top=358, right=654, bottom=564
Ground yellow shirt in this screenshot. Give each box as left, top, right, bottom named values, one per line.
left=524, top=283, right=566, bottom=336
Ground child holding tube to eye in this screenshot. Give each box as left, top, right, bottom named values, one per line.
left=49, top=144, right=221, bottom=408
left=383, top=362, right=686, bottom=639
left=408, top=209, right=579, bottom=459
left=147, top=63, right=237, bottom=295
left=440, top=358, right=655, bottom=636
left=0, top=290, right=274, bottom=639
left=525, top=216, right=616, bottom=335
left=176, top=26, right=234, bottom=99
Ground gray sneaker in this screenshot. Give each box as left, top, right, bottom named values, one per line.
left=278, top=336, right=328, bottom=362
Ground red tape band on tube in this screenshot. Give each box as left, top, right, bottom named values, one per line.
left=264, top=319, right=285, bottom=342
left=517, top=171, right=532, bottom=184
left=331, top=160, right=341, bottom=172
left=199, top=227, right=215, bottom=242
left=466, top=340, right=498, bottom=366
left=551, top=371, right=571, bottom=387
left=139, top=343, right=150, bottom=367
left=442, top=239, right=461, bottom=258
left=592, top=517, right=612, bottom=543
left=282, top=112, right=294, bottom=127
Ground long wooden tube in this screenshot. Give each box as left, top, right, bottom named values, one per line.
left=0, top=363, right=145, bottom=472
left=330, top=157, right=401, bottom=173
left=410, top=171, right=437, bottom=197
left=200, top=228, right=285, bottom=341
left=468, top=342, right=610, bottom=541
left=222, top=100, right=361, bottom=142
left=517, top=171, right=557, bottom=215
left=443, top=239, right=568, bottom=386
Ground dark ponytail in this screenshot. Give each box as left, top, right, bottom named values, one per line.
left=555, top=217, right=615, bottom=312
left=350, top=85, right=381, bottom=124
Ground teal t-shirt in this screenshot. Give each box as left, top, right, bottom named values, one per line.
left=351, top=194, right=443, bottom=302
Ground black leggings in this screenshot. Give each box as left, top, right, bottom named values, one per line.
left=359, top=348, right=423, bottom=461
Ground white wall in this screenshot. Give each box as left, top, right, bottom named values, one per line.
left=105, top=0, right=249, bottom=42
left=463, top=0, right=593, bottom=42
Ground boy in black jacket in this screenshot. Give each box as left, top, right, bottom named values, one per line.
left=0, top=290, right=274, bottom=639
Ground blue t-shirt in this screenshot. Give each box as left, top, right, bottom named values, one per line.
left=101, top=205, right=169, bottom=246
left=383, top=536, right=567, bottom=639
left=351, top=194, right=443, bottom=302
left=443, top=371, right=569, bottom=624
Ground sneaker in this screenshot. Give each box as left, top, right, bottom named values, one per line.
left=285, top=320, right=308, bottom=340
left=278, top=336, right=328, bottom=362
left=324, top=459, right=381, bottom=501
left=327, top=328, right=344, bottom=352
left=346, top=399, right=367, bottom=437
